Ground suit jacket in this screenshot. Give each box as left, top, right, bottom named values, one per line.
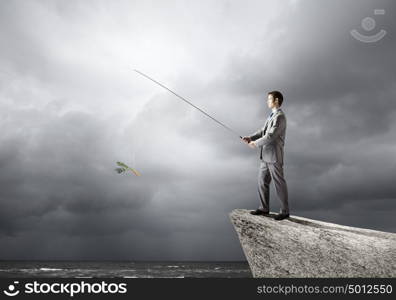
left=248, top=108, right=287, bottom=164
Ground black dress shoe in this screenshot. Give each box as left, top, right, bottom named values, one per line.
left=274, top=213, right=290, bottom=220
left=250, top=209, right=270, bottom=216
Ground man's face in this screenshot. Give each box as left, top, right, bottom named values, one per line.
left=267, top=94, right=277, bottom=109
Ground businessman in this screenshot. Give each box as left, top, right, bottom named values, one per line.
left=243, top=91, right=290, bottom=220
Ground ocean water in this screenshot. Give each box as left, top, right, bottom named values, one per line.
left=0, top=261, right=252, bottom=278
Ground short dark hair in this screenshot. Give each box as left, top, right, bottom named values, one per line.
left=268, top=90, right=283, bottom=106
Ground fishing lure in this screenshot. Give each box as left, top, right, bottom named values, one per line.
left=114, top=161, right=141, bottom=176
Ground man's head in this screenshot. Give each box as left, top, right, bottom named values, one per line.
left=267, top=90, right=283, bottom=109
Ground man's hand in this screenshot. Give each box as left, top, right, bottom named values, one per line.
left=248, top=141, right=257, bottom=148
left=242, top=136, right=251, bottom=144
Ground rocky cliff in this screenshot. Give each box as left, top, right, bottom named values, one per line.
left=230, top=209, right=396, bottom=277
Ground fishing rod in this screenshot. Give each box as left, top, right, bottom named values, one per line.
left=133, top=69, right=243, bottom=140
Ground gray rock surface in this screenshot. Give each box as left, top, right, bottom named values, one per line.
left=230, top=209, right=396, bottom=277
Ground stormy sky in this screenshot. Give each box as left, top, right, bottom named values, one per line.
left=0, top=0, right=395, bottom=261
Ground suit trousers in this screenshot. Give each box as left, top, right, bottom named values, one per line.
left=258, top=160, right=289, bottom=214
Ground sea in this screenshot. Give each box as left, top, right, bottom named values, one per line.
left=0, top=261, right=252, bottom=278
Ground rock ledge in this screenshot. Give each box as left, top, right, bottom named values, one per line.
left=229, top=209, right=396, bottom=277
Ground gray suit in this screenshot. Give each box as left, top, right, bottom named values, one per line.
left=248, top=108, right=289, bottom=214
